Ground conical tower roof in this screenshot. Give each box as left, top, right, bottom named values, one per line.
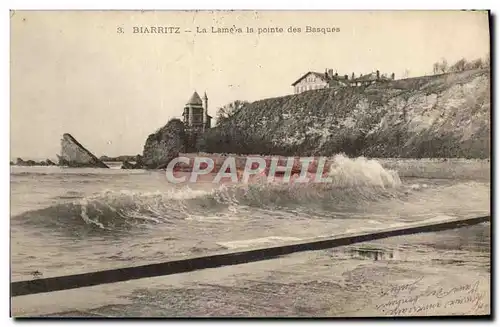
left=186, top=91, right=203, bottom=106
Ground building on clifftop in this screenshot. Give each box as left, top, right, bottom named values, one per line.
left=348, top=70, right=394, bottom=87
left=182, top=91, right=212, bottom=132
left=292, top=69, right=395, bottom=94
left=291, top=71, right=331, bottom=94
left=182, top=91, right=212, bottom=152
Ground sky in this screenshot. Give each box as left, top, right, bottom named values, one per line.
left=10, top=10, right=490, bottom=159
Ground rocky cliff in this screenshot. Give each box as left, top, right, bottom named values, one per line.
left=200, top=69, right=490, bottom=158
left=58, top=133, right=109, bottom=168
left=142, top=119, right=187, bottom=169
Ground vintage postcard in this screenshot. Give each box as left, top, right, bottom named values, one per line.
left=10, top=10, right=491, bottom=318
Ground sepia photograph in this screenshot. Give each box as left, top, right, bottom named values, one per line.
left=9, top=10, right=491, bottom=318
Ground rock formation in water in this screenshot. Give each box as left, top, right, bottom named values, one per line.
left=120, top=160, right=135, bottom=169
left=16, top=158, right=36, bottom=166
left=58, top=133, right=109, bottom=168
left=119, top=155, right=144, bottom=169
left=14, top=158, right=57, bottom=166
left=198, top=69, right=490, bottom=158
left=100, top=154, right=139, bottom=162
left=141, top=119, right=187, bottom=169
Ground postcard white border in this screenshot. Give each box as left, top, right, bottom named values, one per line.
left=3, top=1, right=497, bottom=326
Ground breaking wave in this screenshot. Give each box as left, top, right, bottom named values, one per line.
left=13, top=155, right=408, bottom=233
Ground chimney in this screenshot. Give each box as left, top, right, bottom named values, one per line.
left=344, top=74, right=348, bottom=80
left=376, top=70, right=380, bottom=79
left=351, top=72, right=355, bottom=80
left=325, top=69, right=328, bottom=79
left=391, top=72, right=395, bottom=80
left=327, top=69, right=334, bottom=78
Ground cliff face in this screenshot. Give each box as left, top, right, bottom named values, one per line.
left=58, top=133, right=109, bottom=168
left=142, top=119, right=187, bottom=169
left=201, top=69, right=490, bottom=158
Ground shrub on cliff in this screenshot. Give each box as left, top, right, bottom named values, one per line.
left=142, top=118, right=187, bottom=169
left=197, top=119, right=281, bottom=155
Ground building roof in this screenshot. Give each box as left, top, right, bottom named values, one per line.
left=186, top=91, right=203, bottom=106
left=331, top=74, right=349, bottom=80
left=351, top=72, right=393, bottom=83
left=291, top=72, right=329, bottom=86
left=353, top=72, right=378, bottom=82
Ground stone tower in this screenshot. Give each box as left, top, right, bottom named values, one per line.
left=182, top=91, right=211, bottom=132
left=183, top=91, right=203, bottom=131
left=202, top=92, right=209, bottom=132
left=182, top=91, right=212, bottom=151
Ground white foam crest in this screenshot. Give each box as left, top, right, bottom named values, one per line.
left=327, top=154, right=401, bottom=189
left=212, top=184, right=242, bottom=206
left=86, top=187, right=212, bottom=201
left=72, top=187, right=219, bottom=229
left=79, top=197, right=110, bottom=230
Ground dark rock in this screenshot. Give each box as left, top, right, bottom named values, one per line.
left=120, top=160, right=135, bottom=169
left=100, top=155, right=139, bottom=162
left=15, top=158, right=38, bottom=166
left=58, top=133, right=109, bottom=168
left=135, top=155, right=143, bottom=165
left=120, top=155, right=146, bottom=169
left=13, top=158, right=57, bottom=166
left=142, top=119, right=186, bottom=169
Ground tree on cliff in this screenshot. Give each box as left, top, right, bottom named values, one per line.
left=483, top=52, right=490, bottom=68
left=142, top=118, right=186, bottom=169
left=432, top=62, right=440, bottom=75
left=433, top=57, right=486, bottom=75
left=431, top=58, right=449, bottom=74
left=438, top=58, right=448, bottom=73
left=467, top=58, right=484, bottom=70
left=215, top=100, right=249, bottom=126
left=450, top=58, right=467, bottom=72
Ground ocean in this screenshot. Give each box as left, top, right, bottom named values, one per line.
left=10, top=155, right=491, bottom=316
